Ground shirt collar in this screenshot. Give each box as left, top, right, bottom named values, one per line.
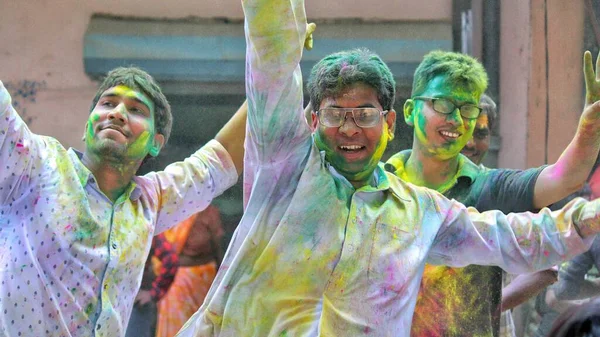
left=385, top=150, right=480, bottom=186
left=67, top=148, right=141, bottom=201
left=317, top=150, right=390, bottom=193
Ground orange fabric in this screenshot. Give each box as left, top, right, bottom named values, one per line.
left=155, top=262, right=217, bottom=337
left=155, top=209, right=221, bottom=337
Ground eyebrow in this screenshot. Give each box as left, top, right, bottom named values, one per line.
left=325, top=104, right=378, bottom=109
left=100, top=92, right=151, bottom=110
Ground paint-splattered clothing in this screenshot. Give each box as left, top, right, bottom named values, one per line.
left=0, top=81, right=238, bottom=337
left=386, top=151, right=544, bottom=337
left=175, top=1, right=599, bottom=336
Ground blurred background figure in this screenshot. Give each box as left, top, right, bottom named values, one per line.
left=517, top=155, right=600, bottom=337
left=126, top=233, right=179, bottom=337
left=545, top=295, right=600, bottom=337
left=156, top=204, right=224, bottom=337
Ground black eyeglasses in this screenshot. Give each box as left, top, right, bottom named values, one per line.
left=412, top=96, right=481, bottom=119
left=316, top=108, right=388, bottom=128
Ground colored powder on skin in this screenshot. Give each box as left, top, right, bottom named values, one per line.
left=126, top=130, right=152, bottom=158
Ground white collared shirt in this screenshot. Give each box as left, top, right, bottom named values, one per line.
left=176, top=1, right=596, bottom=336
left=0, top=81, right=238, bottom=337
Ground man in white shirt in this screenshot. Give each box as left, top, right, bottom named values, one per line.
left=177, top=0, right=600, bottom=336
left=0, top=66, right=246, bottom=337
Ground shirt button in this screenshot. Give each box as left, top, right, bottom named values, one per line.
left=112, top=243, right=117, bottom=249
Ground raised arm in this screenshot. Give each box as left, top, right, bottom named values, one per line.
left=533, top=51, right=600, bottom=208
left=0, top=81, right=43, bottom=206
left=243, top=0, right=312, bottom=165
left=150, top=103, right=243, bottom=234
left=215, top=100, right=247, bottom=175
left=428, top=194, right=600, bottom=274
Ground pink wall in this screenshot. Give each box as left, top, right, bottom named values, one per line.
left=1, top=0, right=451, bottom=149
left=499, top=0, right=585, bottom=169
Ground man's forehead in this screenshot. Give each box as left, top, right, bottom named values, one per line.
left=101, top=85, right=154, bottom=111
left=320, top=83, right=381, bottom=108
left=422, top=75, right=480, bottom=102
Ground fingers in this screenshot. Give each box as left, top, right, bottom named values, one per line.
left=584, top=51, right=593, bottom=88
left=304, top=22, right=316, bottom=50
left=596, top=50, right=600, bottom=81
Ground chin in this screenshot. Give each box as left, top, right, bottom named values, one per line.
left=92, top=143, right=127, bottom=160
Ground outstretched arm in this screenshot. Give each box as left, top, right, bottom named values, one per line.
left=533, top=51, right=600, bottom=209
left=501, top=269, right=558, bottom=311
left=0, top=81, right=43, bottom=206
left=429, top=194, right=600, bottom=274
left=215, top=100, right=248, bottom=175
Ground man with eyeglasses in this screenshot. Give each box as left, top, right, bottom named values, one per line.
left=175, top=0, right=600, bottom=335
left=385, top=50, right=600, bottom=336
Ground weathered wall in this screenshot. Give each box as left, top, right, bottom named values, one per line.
left=1, top=0, right=451, bottom=149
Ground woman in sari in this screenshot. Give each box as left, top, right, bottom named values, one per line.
left=156, top=204, right=224, bottom=337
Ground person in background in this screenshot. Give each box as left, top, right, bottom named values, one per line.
left=156, top=204, right=226, bottom=337
left=545, top=295, right=600, bottom=337
left=177, top=0, right=600, bottom=335
left=126, top=233, right=179, bottom=337
left=385, top=48, right=600, bottom=336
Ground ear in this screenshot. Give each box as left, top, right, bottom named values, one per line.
left=385, top=109, right=396, bottom=141
left=403, top=99, right=415, bottom=126
left=148, top=134, right=165, bottom=157
left=311, top=111, right=318, bottom=131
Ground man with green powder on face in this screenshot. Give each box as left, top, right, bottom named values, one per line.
left=385, top=50, right=600, bottom=336
left=0, top=67, right=247, bottom=337
left=176, top=0, right=600, bottom=336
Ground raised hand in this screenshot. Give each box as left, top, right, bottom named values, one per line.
left=580, top=51, right=600, bottom=130
left=584, top=51, right=600, bottom=107
left=305, top=22, right=316, bottom=50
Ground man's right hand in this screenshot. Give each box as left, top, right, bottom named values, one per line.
left=304, top=23, right=316, bottom=50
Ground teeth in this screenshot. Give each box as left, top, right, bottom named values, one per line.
left=440, top=131, right=460, bottom=138
left=340, top=145, right=363, bottom=150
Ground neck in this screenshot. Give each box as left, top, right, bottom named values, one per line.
left=81, top=152, right=141, bottom=202
left=405, top=143, right=460, bottom=192
left=349, top=179, right=369, bottom=189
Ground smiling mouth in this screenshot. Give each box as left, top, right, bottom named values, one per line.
left=101, top=125, right=127, bottom=136
left=439, top=130, right=461, bottom=139
left=339, top=145, right=365, bottom=152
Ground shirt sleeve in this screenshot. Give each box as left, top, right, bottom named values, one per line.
left=481, top=166, right=545, bottom=212
left=427, top=191, right=597, bottom=274
left=149, top=139, right=238, bottom=234
left=149, top=233, right=179, bottom=302
left=0, top=81, right=46, bottom=206
left=243, top=0, right=312, bottom=172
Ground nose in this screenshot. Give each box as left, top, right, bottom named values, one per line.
left=445, top=108, right=464, bottom=127
left=107, top=103, right=127, bottom=124
left=338, top=114, right=361, bottom=137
